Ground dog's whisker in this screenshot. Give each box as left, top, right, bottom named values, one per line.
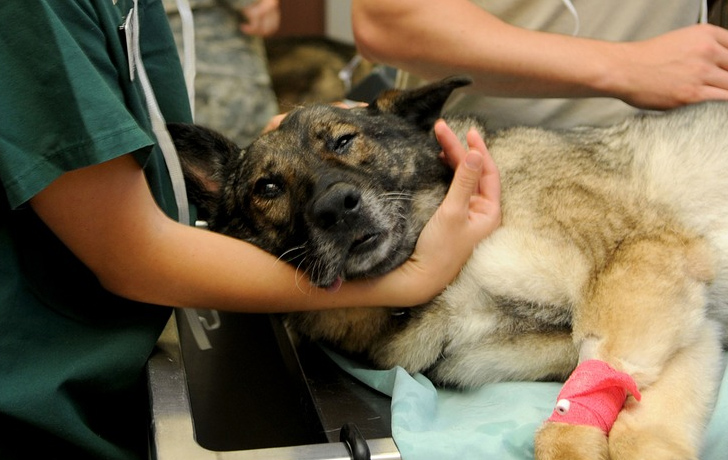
left=381, top=190, right=413, bottom=196
left=278, top=244, right=307, bottom=259
left=277, top=245, right=309, bottom=265
left=383, top=197, right=414, bottom=203
left=380, top=191, right=414, bottom=202
left=313, top=261, right=332, bottom=291
left=293, top=256, right=313, bottom=294
left=392, top=211, right=409, bottom=222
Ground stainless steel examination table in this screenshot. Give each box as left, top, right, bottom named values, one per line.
left=147, top=310, right=401, bottom=460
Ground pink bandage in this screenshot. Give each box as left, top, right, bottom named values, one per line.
left=547, top=359, right=642, bottom=433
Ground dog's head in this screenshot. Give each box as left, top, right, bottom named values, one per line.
left=170, top=76, right=471, bottom=289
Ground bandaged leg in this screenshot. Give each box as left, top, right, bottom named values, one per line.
left=535, top=231, right=716, bottom=460
left=547, top=359, right=641, bottom=433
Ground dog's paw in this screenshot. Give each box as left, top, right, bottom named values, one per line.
left=534, top=421, right=608, bottom=460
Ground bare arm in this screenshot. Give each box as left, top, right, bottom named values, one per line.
left=352, top=0, right=728, bottom=109
left=29, top=127, right=499, bottom=313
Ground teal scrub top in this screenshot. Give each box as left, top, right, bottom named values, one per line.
left=0, top=1, right=193, bottom=458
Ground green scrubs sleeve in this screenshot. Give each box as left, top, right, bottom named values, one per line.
left=0, top=0, right=192, bottom=209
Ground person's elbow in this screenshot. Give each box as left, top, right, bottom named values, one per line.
left=352, top=17, right=386, bottom=62
left=88, top=223, right=180, bottom=306
left=351, top=1, right=402, bottom=64
left=95, top=266, right=148, bottom=303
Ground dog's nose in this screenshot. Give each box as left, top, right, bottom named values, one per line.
left=311, top=183, right=362, bottom=230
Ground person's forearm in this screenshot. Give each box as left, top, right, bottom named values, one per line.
left=138, top=123, right=499, bottom=312
left=352, top=0, right=615, bottom=98
left=28, top=155, right=421, bottom=313
left=353, top=0, right=728, bottom=109
left=30, top=128, right=499, bottom=314
left=104, top=216, right=439, bottom=312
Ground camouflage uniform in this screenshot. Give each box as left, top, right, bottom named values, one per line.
left=164, top=0, right=279, bottom=147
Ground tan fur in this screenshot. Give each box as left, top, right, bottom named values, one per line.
left=535, top=423, right=609, bottom=460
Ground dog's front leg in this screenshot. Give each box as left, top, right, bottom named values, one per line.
left=535, top=230, right=718, bottom=460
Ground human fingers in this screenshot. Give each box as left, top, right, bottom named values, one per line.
left=435, top=120, right=500, bottom=217
left=699, top=70, right=728, bottom=101
left=700, top=26, right=728, bottom=94
left=262, top=113, right=287, bottom=133
left=439, top=146, right=486, bottom=222
left=240, top=13, right=279, bottom=37
left=688, top=25, right=728, bottom=93
left=621, top=25, right=728, bottom=108
left=399, top=133, right=501, bottom=302
left=464, top=127, right=490, bottom=194
left=435, top=119, right=467, bottom=170
left=707, top=22, right=728, bottom=54
left=466, top=126, right=487, bottom=154
left=467, top=128, right=501, bottom=215
left=419, top=142, right=500, bottom=272
left=240, top=0, right=280, bottom=37
left=407, top=149, right=484, bottom=285
left=332, top=101, right=368, bottom=109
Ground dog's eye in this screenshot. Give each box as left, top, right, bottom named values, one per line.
left=253, top=178, right=284, bottom=198
left=330, top=133, right=357, bottom=154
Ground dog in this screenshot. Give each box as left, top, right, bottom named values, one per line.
left=169, top=76, right=728, bottom=459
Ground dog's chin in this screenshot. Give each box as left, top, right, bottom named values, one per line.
left=308, top=232, right=412, bottom=289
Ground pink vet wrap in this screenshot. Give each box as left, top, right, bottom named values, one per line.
left=547, top=359, right=642, bottom=433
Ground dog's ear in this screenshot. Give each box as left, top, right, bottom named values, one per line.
left=167, top=123, right=239, bottom=219
left=369, top=76, right=472, bottom=131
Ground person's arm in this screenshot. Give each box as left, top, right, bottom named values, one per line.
left=29, top=122, right=499, bottom=313
left=352, top=0, right=728, bottom=109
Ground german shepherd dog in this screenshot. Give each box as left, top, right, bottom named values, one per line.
left=169, top=77, right=728, bottom=459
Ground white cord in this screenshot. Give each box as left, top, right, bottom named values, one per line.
left=560, top=0, right=580, bottom=36
left=175, top=0, right=196, bottom=118
left=131, top=1, right=190, bottom=226
left=130, top=0, right=213, bottom=350
left=700, top=0, right=708, bottom=23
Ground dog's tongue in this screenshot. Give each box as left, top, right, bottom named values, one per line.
left=326, top=276, right=343, bottom=293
